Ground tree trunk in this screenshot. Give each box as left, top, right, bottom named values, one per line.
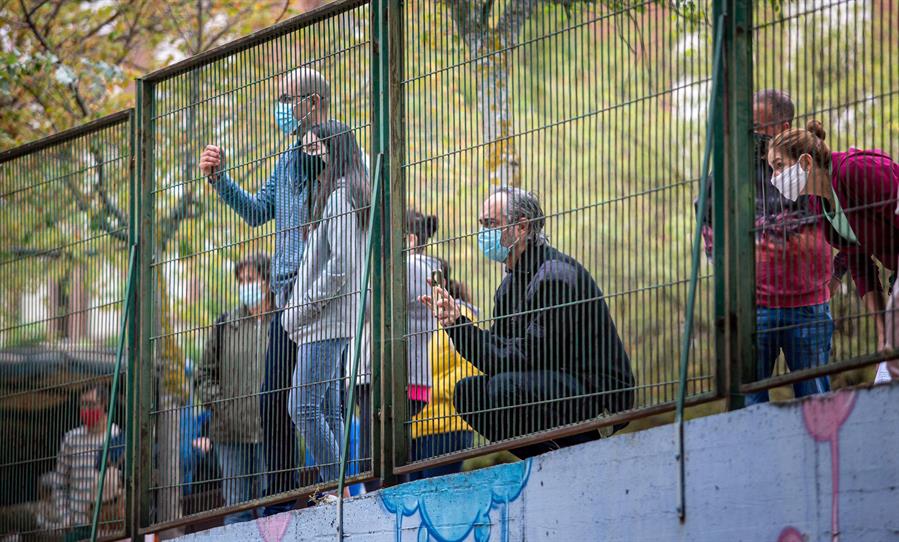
left=67, top=263, right=89, bottom=341
left=447, top=1, right=534, bottom=188
left=476, top=31, right=521, bottom=187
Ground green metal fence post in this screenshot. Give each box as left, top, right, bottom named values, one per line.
left=370, top=0, right=386, bottom=486
left=374, top=0, right=394, bottom=487
left=676, top=10, right=726, bottom=520
left=338, top=153, right=383, bottom=538
left=90, top=247, right=137, bottom=542
left=724, top=0, right=755, bottom=410
left=124, top=108, right=138, bottom=539
left=385, top=0, right=408, bottom=483
left=134, top=78, right=156, bottom=536
left=712, top=0, right=728, bottom=403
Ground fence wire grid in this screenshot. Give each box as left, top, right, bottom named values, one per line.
left=741, top=0, right=899, bottom=400
left=1, top=0, right=898, bottom=535
left=140, top=0, right=372, bottom=528
left=396, top=0, right=718, bottom=470
left=0, top=112, right=133, bottom=541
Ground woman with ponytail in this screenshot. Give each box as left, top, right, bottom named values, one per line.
left=282, top=120, right=370, bottom=491
left=767, top=120, right=899, bottom=360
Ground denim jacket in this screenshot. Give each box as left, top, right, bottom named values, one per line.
left=213, top=144, right=322, bottom=305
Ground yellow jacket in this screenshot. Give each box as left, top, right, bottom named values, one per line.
left=411, top=306, right=482, bottom=439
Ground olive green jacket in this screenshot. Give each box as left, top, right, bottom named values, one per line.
left=196, top=305, right=271, bottom=443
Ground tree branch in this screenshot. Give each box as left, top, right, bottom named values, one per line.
left=666, top=0, right=711, bottom=27
left=163, top=1, right=193, bottom=54
left=20, top=81, right=60, bottom=133
left=25, top=0, right=51, bottom=18
left=50, top=146, right=129, bottom=243
left=496, top=0, right=540, bottom=47
left=442, top=0, right=489, bottom=55
left=201, top=6, right=259, bottom=50
left=90, top=146, right=129, bottom=229
left=272, top=0, right=291, bottom=24
left=60, top=173, right=129, bottom=243
left=18, top=0, right=90, bottom=118
left=195, top=0, right=204, bottom=54
left=157, top=188, right=202, bottom=250
left=77, top=6, right=125, bottom=43
left=112, top=0, right=156, bottom=66
left=38, top=0, right=63, bottom=37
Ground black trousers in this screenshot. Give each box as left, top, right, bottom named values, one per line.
left=453, top=371, right=605, bottom=459
left=259, top=312, right=299, bottom=513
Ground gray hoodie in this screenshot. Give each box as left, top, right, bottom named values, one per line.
left=352, top=253, right=436, bottom=388
left=282, top=183, right=364, bottom=345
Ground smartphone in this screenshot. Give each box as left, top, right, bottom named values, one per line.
left=429, top=269, right=444, bottom=317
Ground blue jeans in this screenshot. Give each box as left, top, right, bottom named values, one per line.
left=259, top=313, right=299, bottom=515
left=215, top=442, right=267, bottom=525
left=408, top=431, right=474, bottom=481
left=288, top=338, right=348, bottom=484
left=747, top=304, right=833, bottom=406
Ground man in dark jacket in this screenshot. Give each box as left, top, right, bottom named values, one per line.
left=422, top=187, right=634, bottom=458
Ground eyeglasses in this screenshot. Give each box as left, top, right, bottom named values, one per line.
left=276, top=93, right=318, bottom=105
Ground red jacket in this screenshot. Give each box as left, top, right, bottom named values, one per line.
left=809, top=149, right=899, bottom=298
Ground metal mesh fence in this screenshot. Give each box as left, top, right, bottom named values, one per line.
left=397, top=0, right=718, bottom=470
left=745, top=0, right=899, bottom=399
left=139, top=0, right=372, bottom=526
left=2, top=0, right=897, bottom=532
left=0, top=112, right=133, bottom=541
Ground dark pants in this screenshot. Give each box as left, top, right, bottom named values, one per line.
left=408, top=431, right=473, bottom=481
left=453, top=371, right=604, bottom=459
left=260, top=312, right=299, bottom=515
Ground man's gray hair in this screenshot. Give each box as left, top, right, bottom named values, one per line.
left=494, top=186, right=548, bottom=246
left=753, top=89, right=794, bottom=125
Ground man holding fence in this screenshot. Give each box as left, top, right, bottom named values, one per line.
left=199, top=68, right=330, bottom=514
left=421, top=187, right=635, bottom=459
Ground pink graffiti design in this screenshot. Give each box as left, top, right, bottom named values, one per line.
left=777, top=526, right=804, bottom=542
left=778, top=389, right=858, bottom=542
left=256, top=513, right=291, bottom=542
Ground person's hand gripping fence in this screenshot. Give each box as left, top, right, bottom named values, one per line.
left=199, top=145, right=225, bottom=182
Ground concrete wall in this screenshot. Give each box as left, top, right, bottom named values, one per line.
left=174, top=384, right=899, bottom=542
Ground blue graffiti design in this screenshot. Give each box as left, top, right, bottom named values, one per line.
left=380, top=459, right=531, bottom=542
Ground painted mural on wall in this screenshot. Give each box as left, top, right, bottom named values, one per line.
left=380, top=459, right=532, bottom=542
left=170, top=385, right=898, bottom=542
left=778, top=389, right=858, bottom=542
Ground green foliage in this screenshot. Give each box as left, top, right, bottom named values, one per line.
left=0, top=0, right=309, bottom=148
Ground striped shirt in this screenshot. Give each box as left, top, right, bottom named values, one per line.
left=53, top=424, right=120, bottom=528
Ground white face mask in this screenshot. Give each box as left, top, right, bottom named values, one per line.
left=770, top=156, right=810, bottom=202
left=238, top=282, right=264, bottom=308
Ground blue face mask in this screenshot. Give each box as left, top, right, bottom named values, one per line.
left=275, top=102, right=299, bottom=135
left=239, top=282, right=264, bottom=308
left=478, top=227, right=511, bottom=263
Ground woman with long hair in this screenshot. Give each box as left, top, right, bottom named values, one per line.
left=767, top=120, right=899, bottom=367
left=282, top=120, right=370, bottom=491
